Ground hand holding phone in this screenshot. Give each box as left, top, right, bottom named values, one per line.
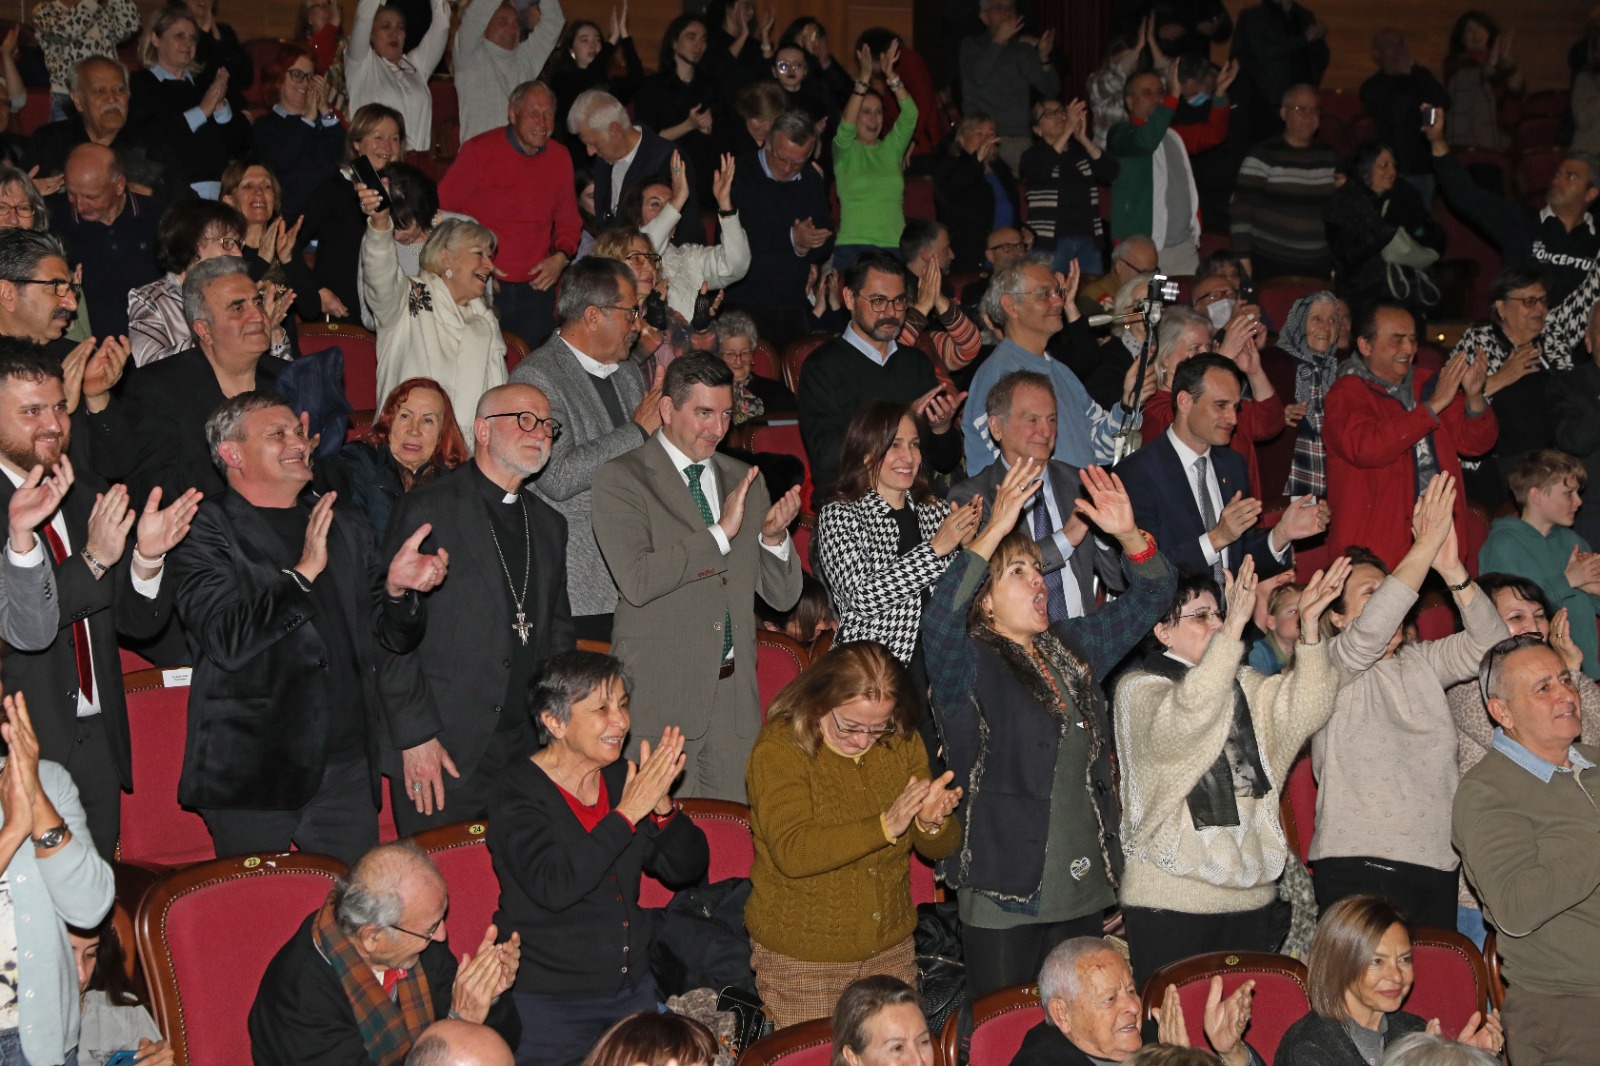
left=104, top=1052, right=140, bottom=1066
left=349, top=156, right=392, bottom=216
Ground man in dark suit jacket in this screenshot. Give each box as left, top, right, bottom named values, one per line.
left=568, top=89, right=700, bottom=238
left=0, top=344, right=201, bottom=860
left=380, top=382, right=574, bottom=835
left=1113, top=354, right=1325, bottom=581
left=250, top=842, right=520, bottom=1065
left=948, top=368, right=1125, bottom=618
left=170, top=392, right=446, bottom=864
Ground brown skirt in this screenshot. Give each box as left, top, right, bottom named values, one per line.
left=749, top=935, right=918, bottom=1030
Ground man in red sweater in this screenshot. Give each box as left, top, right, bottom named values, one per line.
left=440, top=80, right=581, bottom=349
left=1323, top=302, right=1497, bottom=568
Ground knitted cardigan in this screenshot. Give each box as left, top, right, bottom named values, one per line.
left=1114, top=635, right=1338, bottom=914
left=1275, top=1010, right=1428, bottom=1066
left=745, top=718, right=961, bottom=963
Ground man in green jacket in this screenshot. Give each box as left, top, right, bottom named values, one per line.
left=1107, top=63, right=1200, bottom=275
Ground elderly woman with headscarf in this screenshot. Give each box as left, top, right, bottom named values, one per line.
left=357, top=181, right=506, bottom=437
left=1260, top=290, right=1345, bottom=499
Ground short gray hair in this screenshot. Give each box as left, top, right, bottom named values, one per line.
left=986, top=369, right=1054, bottom=421
left=205, top=390, right=295, bottom=472
left=332, top=841, right=444, bottom=939
left=1567, top=150, right=1600, bottom=194
left=1380, top=1033, right=1499, bottom=1066
left=1111, top=235, right=1156, bottom=267
left=183, top=255, right=253, bottom=329
left=981, top=252, right=1053, bottom=332
left=1038, top=937, right=1121, bottom=1008
left=73, top=54, right=128, bottom=97
left=715, top=310, right=759, bottom=347
left=1155, top=305, right=1211, bottom=364
left=418, top=218, right=498, bottom=279
left=509, top=79, right=553, bottom=112
left=0, top=228, right=66, bottom=282
left=529, top=650, right=631, bottom=744
left=771, top=109, right=818, bottom=147
left=556, top=256, right=633, bottom=325
left=567, top=89, right=629, bottom=135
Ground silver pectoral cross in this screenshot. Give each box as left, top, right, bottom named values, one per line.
left=513, top=611, right=531, bottom=646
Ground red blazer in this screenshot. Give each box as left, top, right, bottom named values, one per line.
left=1322, top=369, right=1498, bottom=569
left=1141, top=389, right=1287, bottom=499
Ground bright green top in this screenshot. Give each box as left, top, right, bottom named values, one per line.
left=1479, top=515, right=1600, bottom=680
left=833, top=95, right=919, bottom=249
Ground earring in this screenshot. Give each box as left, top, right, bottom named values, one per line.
left=444, top=268, right=454, bottom=279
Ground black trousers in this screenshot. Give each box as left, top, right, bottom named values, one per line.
left=62, top=715, right=119, bottom=862
left=572, top=613, right=614, bottom=644
left=390, top=717, right=540, bottom=837
left=200, top=756, right=378, bottom=867
left=964, top=912, right=1106, bottom=999
left=1122, top=900, right=1288, bottom=990
left=1312, top=856, right=1458, bottom=931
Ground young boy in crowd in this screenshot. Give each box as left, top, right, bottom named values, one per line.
left=1248, top=580, right=1304, bottom=676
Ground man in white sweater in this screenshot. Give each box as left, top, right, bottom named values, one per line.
left=454, top=0, right=566, bottom=143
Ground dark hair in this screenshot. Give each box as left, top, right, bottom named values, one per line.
left=898, top=219, right=946, bottom=265
left=618, top=179, right=670, bottom=228
left=1195, top=249, right=1252, bottom=289
left=68, top=916, right=146, bottom=1009
left=1158, top=572, right=1222, bottom=628
left=1489, top=265, right=1551, bottom=322
left=1349, top=140, right=1396, bottom=188
left=1171, top=352, right=1245, bottom=410
left=1176, top=54, right=1213, bottom=85
left=841, top=248, right=907, bottom=296
left=380, top=161, right=439, bottom=235
left=778, top=16, right=825, bottom=50
left=658, top=15, right=707, bottom=76
left=366, top=377, right=471, bottom=488
left=262, top=41, right=315, bottom=106
left=1353, top=300, right=1415, bottom=346
left=832, top=976, right=924, bottom=1066
left=1476, top=572, right=1554, bottom=617
left=582, top=1012, right=720, bottom=1066
left=0, top=228, right=68, bottom=282
left=1447, top=10, right=1500, bottom=57
left=540, top=20, right=604, bottom=82
left=1307, top=895, right=1410, bottom=1021
left=154, top=199, right=246, bottom=275
left=820, top=400, right=934, bottom=507
left=756, top=573, right=837, bottom=643
left=573, top=161, right=596, bottom=228
left=663, top=352, right=734, bottom=407
left=1324, top=545, right=1391, bottom=625
left=986, top=369, right=1055, bottom=420
left=855, top=27, right=900, bottom=58
left=528, top=650, right=632, bottom=744
left=0, top=336, right=66, bottom=385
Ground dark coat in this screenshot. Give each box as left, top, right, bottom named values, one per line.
left=594, top=124, right=699, bottom=239
left=933, top=139, right=1020, bottom=273
left=488, top=757, right=709, bottom=996
left=170, top=490, right=425, bottom=809
left=1324, top=177, right=1444, bottom=308
left=252, top=109, right=348, bottom=221
left=127, top=68, right=252, bottom=187
left=378, top=466, right=574, bottom=777
left=1549, top=360, right=1600, bottom=547
left=319, top=440, right=412, bottom=544
left=1275, top=1010, right=1428, bottom=1066
left=27, top=116, right=188, bottom=206
left=249, top=910, right=520, bottom=1066
left=293, top=172, right=367, bottom=325
left=1008, top=1021, right=1101, bottom=1066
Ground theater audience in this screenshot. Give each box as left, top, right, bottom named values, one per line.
left=1115, top=554, right=1347, bottom=985
left=1325, top=140, right=1445, bottom=313
left=346, top=0, right=450, bottom=153
left=32, top=57, right=184, bottom=207
left=1360, top=29, right=1448, bottom=201
left=830, top=977, right=935, bottom=1066
left=52, top=143, right=163, bottom=340
left=455, top=0, right=565, bottom=144
left=957, top=0, right=1058, bottom=172
left=1443, top=12, right=1522, bottom=154
left=1275, top=895, right=1502, bottom=1066
left=1230, top=84, right=1339, bottom=282
left=1271, top=291, right=1344, bottom=498
left=31, top=0, right=141, bottom=122
left=70, top=917, right=173, bottom=1066
left=714, top=311, right=793, bottom=417
left=757, top=573, right=837, bottom=645
left=570, top=89, right=699, bottom=238
left=1248, top=580, right=1303, bottom=677
left=405, top=1019, right=515, bottom=1066
left=589, top=225, right=679, bottom=379
left=923, top=461, right=1170, bottom=996
left=1229, top=0, right=1328, bottom=145
left=251, top=43, right=346, bottom=221
left=745, top=641, right=961, bottom=1027
left=1550, top=302, right=1600, bottom=546
left=488, top=650, right=707, bottom=1066
left=543, top=16, right=644, bottom=156
left=1020, top=98, right=1117, bottom=276
left=634, top=16, right=717, bottom=194
left=251, top=841, right=520, bottom=1062
left=1110, top=66, right=1201, bottom=276
left=1077, top=235, right=1158, bottom=316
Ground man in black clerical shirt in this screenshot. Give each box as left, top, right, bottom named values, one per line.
left=380, top=382, right=574, bottom=835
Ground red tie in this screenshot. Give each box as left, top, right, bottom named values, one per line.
left=381, top=968, right=408, bottom=997
left=41, top=524, right=93, bottom=704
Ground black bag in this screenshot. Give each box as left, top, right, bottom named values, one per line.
left=275, top=344, right=350, bottom=460
left=914, top=900, right=967, bottom=1039
left=650, top=878, right=758, bottom=996
left=715, top=985, right=772, bottom=1054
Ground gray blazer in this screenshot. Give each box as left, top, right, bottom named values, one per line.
left=947, top=458, right=1126, bottom=608
left=1, top=550, right=59, bottom=652
left=592, top=440, right=803, bottom=740
left=510, top=334, right=649, bottom=617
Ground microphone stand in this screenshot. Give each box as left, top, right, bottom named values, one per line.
left=1111, top=298, right=1165, bottom=464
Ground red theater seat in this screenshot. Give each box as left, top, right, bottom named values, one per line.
left=1142, top=952, right=1310, bottom=1065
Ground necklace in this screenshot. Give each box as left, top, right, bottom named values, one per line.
left=487, top=495, right=533, bottom=645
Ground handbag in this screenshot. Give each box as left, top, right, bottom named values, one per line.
left=914, top=900, right=967, bottom=1038
left=275, top=344, right=351, bottom=459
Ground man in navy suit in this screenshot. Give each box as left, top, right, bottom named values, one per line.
left=1114, top=353, right=1327, bottom=580
left=567, top=89, right=700, bottom=238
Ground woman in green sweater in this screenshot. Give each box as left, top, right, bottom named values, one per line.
left=745, top=640, right=961, bottom=1029
left=832, top=40, right=917, bottom=271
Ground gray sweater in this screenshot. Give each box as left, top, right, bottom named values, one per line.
left=956, top=35, right=1060, bottom=138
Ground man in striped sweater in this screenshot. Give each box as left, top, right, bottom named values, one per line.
left=1229, top=84, right=1339, bottom=281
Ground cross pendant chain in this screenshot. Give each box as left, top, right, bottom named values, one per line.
left=513, top=610, right=531, bottom=646
left=487, top=496, right=533, bottom=647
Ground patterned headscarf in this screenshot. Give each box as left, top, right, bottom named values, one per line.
left=1281, top=292, right=1344, bottom=498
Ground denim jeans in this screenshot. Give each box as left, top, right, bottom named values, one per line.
left=1048, top=234, right=1105, bottom=276
left=1457, top=904, right=1489, bottom=950
left=0, top=1028, right=79, bottom=1066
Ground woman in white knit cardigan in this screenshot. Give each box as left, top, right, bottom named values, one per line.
left=358, top=184, right=507, bottom=441
left=1114, top=552, right=1348, bottom=986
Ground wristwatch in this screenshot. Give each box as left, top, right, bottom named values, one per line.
left=32, top=824, right=67, bottom=850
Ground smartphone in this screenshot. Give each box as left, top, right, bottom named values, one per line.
left=348, top=156, right=393, bottom=215
left=1424, top=106, right=1438, bottom=127
left=105, top=1052, right=140, bottom=1066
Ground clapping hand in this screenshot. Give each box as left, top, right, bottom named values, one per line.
left=712, top=153, right=736, bottom=213
left=930, top=496, right=983, bottom=557
left=911, top=384, right=965, bottom=435
left=386, top=522, right=450, bottom=596
left=199, top=68, right=229, bottom=118
left=915, top=770, right=962, bottom=831
left=1073, top=466, right=1142, bottom=549
left=1222, top=554, right=1258, bottom=640
left=1294, top=556, right=1352, bottom=646
left=617, top=728, right=687, bottom=823
left=134, top=485, right=203, bottom=564
left=0, top=692, right=43, bottom=844
left=1209, top=491, right=1262, bottom=550
left=1203, top=976, right=1255, bottom=1065
left=1551, top=608, right=1586, bottom=672
left=1275, top=492, right=1330, bottom=543
left=7, top=458, right=73, bottom=553
left=451, top=923, right=519, bottom=1023
left=1426, top=1008, right=1503, bottom=1055
left=761, top=484, right=802, bottom=545
left=85, top=484, right=136, bottom=569
left=883, top=775, right=933, bottom=837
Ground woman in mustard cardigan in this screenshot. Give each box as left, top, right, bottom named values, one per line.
left=745, top=641, right=962, bottom=1029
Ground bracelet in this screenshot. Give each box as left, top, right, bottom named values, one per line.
left=851, top=88, right=868, bottom=97
left=718, top=207, right=738, bottom=218
left=132, top=547, right=165, bottom=569
left=81, top=550, right=107, bottom=579
left=885, top=78, right=903, bottom=90
left=916, top=817, right=944, bottom=836
left=853, top=79, right=868, bottom=88
left=1125, top=530, right=1158, bottom=564
left=1447, top=576, right=1472, bottom=593
left=282, top=567, right=312, bottom=593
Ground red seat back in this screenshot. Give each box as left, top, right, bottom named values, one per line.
left=739, top=1018, right=836, bottom=1066
left=137, top=853, right=347, bottom=1066
left=904, top=175, right=936, bottom=222
left=1513, top=116, right=1558, bottom=156
left=781, top=334, right=837, bottom=394
left=241, top=38, right=284, bottom=108
left=1416, top=593, right=1458, bottom=641
left=792, top=517, right=814, bottom=574
left=503, top=330, right=532, bottom=374
left=1283, top=751, right=1317, bottom=867
left=1517, top=147, right=1564, bottom=202
left=1519, top=90, right=1570, bottom=118
left=747, top=420, right=813, bottom=512
left=14, top=88, right=50, bottom=137
left=413, top=821, right=496, bottom=958
left=639, top=799, right=755, bottom=908
left=299, top=322, right=379, bottom=412
left=1256, top=276, right=1329, bottom=331
left=118, top=668, right=213, bottom=868
left=1407, top=928, right=1491, bottom=1036
left=119, top=646, right=156, bottom=673
left=1196, top=234, right=1232, bottom=262
left=753, top=340, right=782, bottom=383
left=941, top=985, right=1041, bottom=1066
left=1320, top=89, right=1362, bottom=123
left=755, top=630, right=809, bottom=720
left=1142, top=953, right=1310, bottom=1065
left=910, top=852, right=937, bottom=906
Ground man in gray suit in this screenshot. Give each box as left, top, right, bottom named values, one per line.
left=948, top=369, right=1124, bottom=619
left=592, top=354, right=803, bottom=801
left=509, top=257, right=664, bottom=641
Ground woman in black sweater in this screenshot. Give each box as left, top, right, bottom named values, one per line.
left=252, top=42, right=346, bottom=221
left=129, top=6, right=251, bottom=198
left=542, top=18, right=643, bottom=155
left=634, top=16, right=718, bottom=205
left=488, top=651, right=708, bottom=1066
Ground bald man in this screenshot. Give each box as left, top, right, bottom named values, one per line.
left=50, top=142, right=162, bottom=337
left=406, top=1020, right=515, bottom=1066
left=379, top=382, right=574, bottom=835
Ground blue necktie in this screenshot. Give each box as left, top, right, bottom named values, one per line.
left=1030, top=492, right=1071, bottom=625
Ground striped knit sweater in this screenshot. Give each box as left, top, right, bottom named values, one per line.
left=1229, top=136, right=1340, bottom=279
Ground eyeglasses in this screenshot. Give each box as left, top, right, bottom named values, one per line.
left=1284, top=104, right=1321, bottom=115
left=830, top=710, right=896, bottom=738
left=10, top=278, right=74, bottom=297
left=775, top=61, right=807, bottom=74
left=0, top=202, right=36, bottom=220
left=284, top=68, right=314, bottom=83
left=485, top=411, right=563, bottom=436
left=389, top=911, right=447, bottom=942
left=987, top=240, right=1026, bottom=254
left=1178, top=608, right=1224, bottom=625
left=1504, top=293, right=1549, bottom=309
left=721, top=347, right=754, bottom=362
left=601, top=304, right=641, bottom=323
left=1036, top=105, right=1067, bottom=118
left=1013, top=286, right=1069, bottom=303
left=1195, top=286, right=1239, bottom=305
left=200, top=235, right=244, bottom=252
left=623, top=251, right=662, bottom=269
left=861, top=294, right=910, bottom=312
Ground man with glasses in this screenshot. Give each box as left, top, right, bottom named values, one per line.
left=252, top=841, right=520, bottom=1063
left=724, top=109, right=833, bottom=349
left=379, top=382, right=573, bottom=834
left=509, top=256, right=659, bottom=642
left=172, top=392, right=446, bottom=863
left=797, top=248, right=962, bottom=494
left=31, top=57, right=186, bottom=206
left=1077, top=234, right=1157, bottom=319
left=50, top=143, right=162, bottom=338
left=441, top=80, right=581, bottom=347
left=1229, top=83, right=1339, bottom=282
left=1108, top=65, right=1202, bottom=276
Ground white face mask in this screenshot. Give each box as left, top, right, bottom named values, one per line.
left=1205, top=298, right=1235, bottom=330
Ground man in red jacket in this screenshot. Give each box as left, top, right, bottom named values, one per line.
left=1324, top=302, right=1496, bottom=568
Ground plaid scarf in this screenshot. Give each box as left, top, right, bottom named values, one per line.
left=1281, top=292, right=1343, bottom=499
left=312, top=899, right=436, bottom=1065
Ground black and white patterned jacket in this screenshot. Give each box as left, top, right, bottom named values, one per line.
left=815, top=491, right=954, bottom=665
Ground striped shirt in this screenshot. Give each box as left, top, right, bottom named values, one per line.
left=1229, top=136, right=1339, bottom=279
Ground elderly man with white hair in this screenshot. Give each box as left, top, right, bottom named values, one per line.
left=1009, top=937, right=1263, bottom=1066
left=567, top=88, right=699, bottom=236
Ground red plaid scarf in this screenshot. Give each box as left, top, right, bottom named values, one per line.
left=312, top=899, right=436, bottom=1065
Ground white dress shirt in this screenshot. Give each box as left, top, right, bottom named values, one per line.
left=1165, top=427, right=1287, bottom=567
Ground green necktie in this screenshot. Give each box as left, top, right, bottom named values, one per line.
left=685, top=464, right=733, bottom=660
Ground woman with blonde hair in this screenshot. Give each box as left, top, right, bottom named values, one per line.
left=130, top=5, right=250, bottom=198
left=745, top=641, right=962, bottom=1028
